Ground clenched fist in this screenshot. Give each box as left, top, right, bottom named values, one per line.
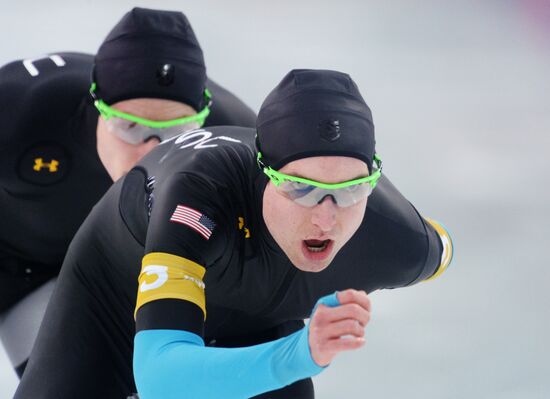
left=308, top=289, right=371, bottom=367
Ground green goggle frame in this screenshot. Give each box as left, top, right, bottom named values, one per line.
left=257, top=152, right=383, bottom=189
left=89, top=82, right=212, bottom=128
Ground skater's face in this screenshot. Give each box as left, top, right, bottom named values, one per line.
left=263, top=156, right=370, bottom=273
left=96, top=98, right=197, bottom=181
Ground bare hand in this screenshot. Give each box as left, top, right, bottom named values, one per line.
left=308, top=289, right=371, bottom=367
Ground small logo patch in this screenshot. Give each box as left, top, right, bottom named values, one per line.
left=157, top=64, right=175, bottom=86
left=18, top=143, right=69, bottom=185
left=238, top=216, right=251, bottom=238
left=139, top=265, right=169, bottom=292
left=319, top=118, right=341, bottom=142
left=33, top=158, right=59, bottom=172
left=170, top=205, right=216, bottom=240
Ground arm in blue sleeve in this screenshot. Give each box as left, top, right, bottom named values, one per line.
left=134, top=293, right=340, bottom=399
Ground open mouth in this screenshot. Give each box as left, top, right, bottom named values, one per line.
left=304, top=239, right=331, bottom=253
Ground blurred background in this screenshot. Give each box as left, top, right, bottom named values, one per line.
left=1, top=0, right=549, bottom=398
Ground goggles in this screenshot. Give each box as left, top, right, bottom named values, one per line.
left=257, top=152, right=382, bottom=208
left=89, top=83, right=212, bottom=145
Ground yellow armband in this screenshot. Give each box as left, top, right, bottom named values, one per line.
left=135, top=252, right=206, bottom=319
left=424, top=218, right=453, bottom=282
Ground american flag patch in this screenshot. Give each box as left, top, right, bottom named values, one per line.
left=170, top=205, right=216, bottom=240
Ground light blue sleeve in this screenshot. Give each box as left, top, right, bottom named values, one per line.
left=134, top=292, right=340, bottom=399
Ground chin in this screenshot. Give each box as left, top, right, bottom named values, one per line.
left=291, top=253, right=334, bottom=273
left=297, top=262, right=331, bottom=273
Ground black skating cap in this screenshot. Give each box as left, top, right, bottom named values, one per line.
left=93, top=7, right=206, bottom=111
left=256, top=69, right=375, bottom=172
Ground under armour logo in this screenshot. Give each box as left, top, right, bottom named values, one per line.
left=156, top=64, right=175, bottom=86
left=319, top=118, right=341, bottom=142
left=33, top=158, right=59, bottom=172
left=238, top=217, right=251, bottom=239
left=19, top=144, right=68, bottom=185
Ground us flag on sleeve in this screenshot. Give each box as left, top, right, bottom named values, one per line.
left=170, top=205, right=216, bottom=240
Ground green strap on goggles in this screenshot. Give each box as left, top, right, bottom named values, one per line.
left=89, top=82, right=212, bottom=128
left=257, top=152, right=383, bottom=189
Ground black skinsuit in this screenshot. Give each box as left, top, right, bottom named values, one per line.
left=16, top=126, right=451, bottom=398
left=0, top=52, right=257, bottom=376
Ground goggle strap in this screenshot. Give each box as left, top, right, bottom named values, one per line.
left=92, top=85, right=211, bottom=128
left=258, top=151, right=383, bottom=189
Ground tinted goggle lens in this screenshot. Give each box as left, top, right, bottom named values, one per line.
left=276, top=180, right=374, bottom=207
left=104, top=117, right=200, bottom=145
left=91, top=84, right=212, bottom=145
left=258, top=152, right=382, bottom=208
